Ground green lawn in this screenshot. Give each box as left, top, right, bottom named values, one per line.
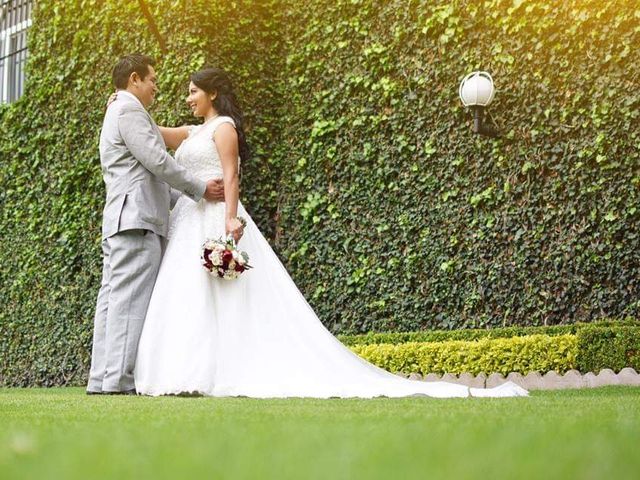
left=1, top=387, right=639, bottom=480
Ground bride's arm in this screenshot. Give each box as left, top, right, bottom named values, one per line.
left=158, top=126, right=190, bottom=151
left=215, top=123, right=243, bottom=241
left=106, top=93, right=190, bottom=150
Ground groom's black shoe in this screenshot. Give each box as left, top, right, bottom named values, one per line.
left=103, top=389, right=138, bottom=396
left=86, top=390, right=102, bottom=396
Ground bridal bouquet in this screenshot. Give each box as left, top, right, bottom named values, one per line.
left=201, top=236, right=252, bottom=280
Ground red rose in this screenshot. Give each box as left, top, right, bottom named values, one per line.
left=222, top=250, right=233, bottom=263
left=234, top=263, right=245, bottom=272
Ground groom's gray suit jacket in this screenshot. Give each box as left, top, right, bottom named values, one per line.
left=99, top=91, right=206, bottom=239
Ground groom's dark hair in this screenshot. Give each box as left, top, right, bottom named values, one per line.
left=112, top=54, right=156, bottom=89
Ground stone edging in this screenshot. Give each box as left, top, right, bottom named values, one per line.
left=397, top=368, right=640, bottom=390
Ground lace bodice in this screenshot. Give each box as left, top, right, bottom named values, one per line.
left=175, top=116, right=237, bottom=180
left=167, top=116, right=239, bottom=240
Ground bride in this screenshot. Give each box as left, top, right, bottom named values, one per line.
left=133, top=67, right=527, bottom=399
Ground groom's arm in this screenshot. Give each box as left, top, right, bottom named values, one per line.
left=170, top=181, right=225, bottom=209
left=118, top=106, right=206, bottom=202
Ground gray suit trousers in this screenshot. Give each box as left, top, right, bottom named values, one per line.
left=87, top=229, right=163, bottom=392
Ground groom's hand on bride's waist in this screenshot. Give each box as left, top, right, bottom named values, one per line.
left=204, top=179, right=225, bottom=202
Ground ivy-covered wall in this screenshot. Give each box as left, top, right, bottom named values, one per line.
left=0, top=0, right=638, bottom=386
left=277, top=0, right=640, bottom=332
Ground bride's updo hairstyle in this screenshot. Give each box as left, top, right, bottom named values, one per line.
left=191, top=67, right=250, bottom=163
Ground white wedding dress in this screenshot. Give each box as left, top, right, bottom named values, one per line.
left=134, top=116, right=528, bottom=399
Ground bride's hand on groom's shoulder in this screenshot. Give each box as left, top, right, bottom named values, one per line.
left=204, top=179, right=225, bottom=202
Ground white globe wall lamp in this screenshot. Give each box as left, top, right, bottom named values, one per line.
left=459, top=71, right=498, bottom=137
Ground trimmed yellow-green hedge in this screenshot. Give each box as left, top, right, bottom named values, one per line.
left=351, top=334, right=578, bottom=375
left=338, top=319, right=640, bottom=346
left=576, top=326, right=640, bottom=373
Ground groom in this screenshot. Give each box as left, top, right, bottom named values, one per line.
left=87, top=54, right=224, bottom=395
